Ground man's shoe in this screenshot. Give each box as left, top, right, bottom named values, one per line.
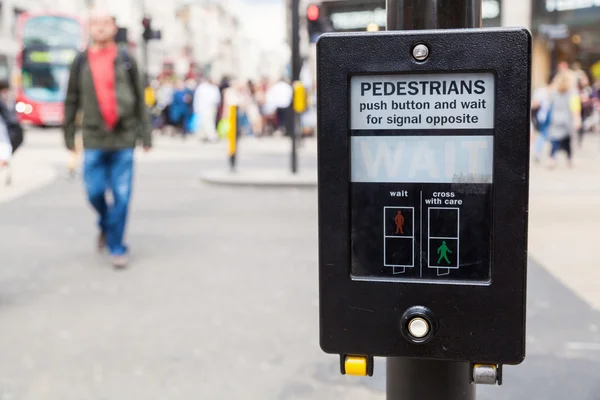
left=97, top=232, right=106, bottom=252
left=111, top=254, right=129, bottom=269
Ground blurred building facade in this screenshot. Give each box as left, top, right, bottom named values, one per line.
left=530, top=0, right=600, bottom=85
left=502, top=0, right=600, bottom=85
left=111, top=0, right=244, bottom=82
left=185, top=2, right=241, bottom=81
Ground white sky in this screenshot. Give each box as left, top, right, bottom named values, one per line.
left=237, top=0, right=287, bottom=51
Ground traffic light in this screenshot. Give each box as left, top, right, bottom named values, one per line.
left=142, top=17, right=152, bottom=41
left=306, top=4, right=327, bottom=43
left=142, top=17, right=161, bottom=42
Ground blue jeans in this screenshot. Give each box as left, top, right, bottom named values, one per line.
left=83, top=149, right=134, bottom=256
left=533, top=126, right=548, bottom=158
left=550, top=137, right=572, bottom=160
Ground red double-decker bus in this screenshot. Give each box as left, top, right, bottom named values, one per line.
left=14, top=13, right=86, bottom=126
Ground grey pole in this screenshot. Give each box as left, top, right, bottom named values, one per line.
left=385, top=1, right=481, bottom=399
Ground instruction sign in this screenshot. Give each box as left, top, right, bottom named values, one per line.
left=350, top=73, right=495, bottom=130
left=350, top=72, right=495, bottom=283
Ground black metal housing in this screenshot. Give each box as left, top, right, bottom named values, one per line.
left=317, top=28, right=531, bottom=364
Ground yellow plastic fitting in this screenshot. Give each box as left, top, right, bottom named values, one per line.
left=344, top=356, right=368, bottom=376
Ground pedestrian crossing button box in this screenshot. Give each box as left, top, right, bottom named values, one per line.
left=317, top=28, right=531, bottom=365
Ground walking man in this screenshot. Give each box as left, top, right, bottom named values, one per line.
left=436, top=241, right=452, bottom=265
left=63, top=9, right=151, bottom=268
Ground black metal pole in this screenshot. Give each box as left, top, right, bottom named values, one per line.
left=290, top=0, right=300, bottom=174
left=387, top=0, right=481, bottom=30
left=387, top=358, right=475, bottom=400
left=142, top=38, right=149, bottom=86
left=385, top=1, right=480, bottom=399
left=140, top=0, right=150, bottom=87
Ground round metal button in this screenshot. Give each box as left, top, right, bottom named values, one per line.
left=400, top=306, right=436, bottom=344
left=407, top=317, right=430, bottom=339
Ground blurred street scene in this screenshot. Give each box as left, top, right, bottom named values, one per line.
left=0, top=0, right=599, bottom=399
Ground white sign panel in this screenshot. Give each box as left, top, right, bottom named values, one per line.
left=350, top=73, right=495, bottom=130
left=351, top=136, right=493, bottom=183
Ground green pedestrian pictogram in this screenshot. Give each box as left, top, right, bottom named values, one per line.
left=436, top=241, right=452, bottom=265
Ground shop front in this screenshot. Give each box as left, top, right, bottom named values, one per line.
left=532, top=0, right=600, bottom=85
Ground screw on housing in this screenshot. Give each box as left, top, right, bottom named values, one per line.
left=412, top=44, right=430, bottom=61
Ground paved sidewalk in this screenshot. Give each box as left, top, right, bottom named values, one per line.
left=201, top=168, right=318, bottom=187
left=0, top=132, right=63, bottom=204
left=529, top=134, right=600, bottom=310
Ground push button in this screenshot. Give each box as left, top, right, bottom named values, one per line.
left=400, top=306, right=436, bottom=343
left=407, top=317, right=430, bottom=339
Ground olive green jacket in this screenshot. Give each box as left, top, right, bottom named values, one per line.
left=63, top=48, right=151, bottom=150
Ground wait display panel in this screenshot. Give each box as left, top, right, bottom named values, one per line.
left=350, top=73, right=495, bottom=283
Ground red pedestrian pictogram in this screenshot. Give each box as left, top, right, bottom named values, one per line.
left=394, top=210, right=405, bottom=235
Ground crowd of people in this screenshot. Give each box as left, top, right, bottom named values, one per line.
left=145, top=75, right=298, bottom=141
left=532, top=61, right=600, bottom=169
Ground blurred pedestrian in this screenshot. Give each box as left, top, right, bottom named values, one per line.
left=217, top=76, right=231, bottom=128
left=169, top=80, right=193, bottom=137
left=221, top=79, right=242, bottom=121
left=0, top=117, right=10, bottom=166
left=193, top=76, right=221, bottom=142
left=236, top=80, right=254, bottom=137
left=148, top=79, right=161, bottom=134
left=63, top=8, right=151, bottom=268
left=0, top=80, right=13, bottom=107
left=246, top=80, right=264, bottom=136
left=156, top=78, right=174, bottom=135
left=589, top=77, right=600, bottom=133
left=0, top=97, right=13, bottom=172
left=184, top=79, right=197, bottom=135
left=0, top=81, right=13, bottom=168
left=0, top=80, right=24, bottom=185
left=264, top=78, right=293, bottom=136
left=556, top=61, right=578, bottom=91
left=547, top=72, right=581, bottom=169
left=572, top=62, right=588, bottom=87
left=258, top=77, right=275, bottom=135
left=578, top=74, right=594, bottom=144
left=531, top=83, right=552, bottom=162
